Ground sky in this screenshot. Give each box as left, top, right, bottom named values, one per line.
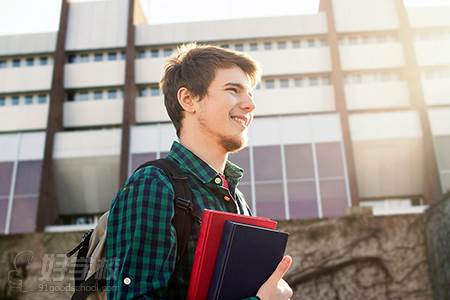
left=0, top=0, right=450, bottom=36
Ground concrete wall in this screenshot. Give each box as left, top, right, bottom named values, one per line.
left=0, top=214, right=432, bottom=299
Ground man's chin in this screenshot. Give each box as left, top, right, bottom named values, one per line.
left=221, top=136, right=248, bottom=153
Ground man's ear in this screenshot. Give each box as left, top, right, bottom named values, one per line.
left=177, top=87, right=197, bottom=114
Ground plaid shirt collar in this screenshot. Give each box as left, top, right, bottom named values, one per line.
left=167, top=141, right=244, bottom=187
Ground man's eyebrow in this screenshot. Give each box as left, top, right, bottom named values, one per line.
left=223, top=82, right=250, bottom=90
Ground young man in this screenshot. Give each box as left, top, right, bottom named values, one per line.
left=106, top=44, right=293, bottom=299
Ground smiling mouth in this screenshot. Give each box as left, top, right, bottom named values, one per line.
left=231, top=115, right=249, bottom=128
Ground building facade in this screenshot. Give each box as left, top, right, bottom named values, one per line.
left=0, top=0, right=449, bottom=234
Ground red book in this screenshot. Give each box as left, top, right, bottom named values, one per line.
left=187, top=209, right=277, bottom=300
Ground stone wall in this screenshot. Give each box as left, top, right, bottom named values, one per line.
left=0, top=214, right=433, bottom=300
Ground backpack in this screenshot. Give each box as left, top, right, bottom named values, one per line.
left=66, top=158, right=201, bottom=300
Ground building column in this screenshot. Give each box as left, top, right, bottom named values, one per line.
left=36, top=0, right=69, bottom=231
left=394, top=0, right=442, bottom=203
left=320, top=0, right=360, bottom=206
left=119, top=0, right=138, bottom=185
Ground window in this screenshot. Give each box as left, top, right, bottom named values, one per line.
left=79, top=92, right=89, bottom=101
left=137, top=50, right=147, bottom=59
left=120, top=51, right=126, bottom=60
left=68, top=54, right=77, bottom=63
left=0, top=60, right=6, bottom=68
left=265, top=79, right=275, bottom=89
left=320, top=39, right=327, bottom=47
left=138, top=87, right=148, bottom=97
left=37, top=94, right=47, bottom=104
left=80, top=54, right=89, bottom=63
left=163, top=48, right=173, bottom=57
left=108, top=52, right=117, bottom=61
left=39, top=57, right=48, bottom=65
left=25, top=95, right=33, bottom=105
left=220, top=44, right=230, bottom=49
left=12, top=96, right=20, bottom=105
left=309, top=77, right=318, bottom=86
left=322, top=76, right=331, bottom=85
left=151, top=87, right=160, bottom=96
left=234, top=44, right=244, bottom=51
left=0, top=96, right=5, bottom=106
left=26, top=58, right=34, bottom=66
left=249, top=43, right=258, bottom=51
left=150, top=49, right=159, bottom=58
left=94, top=90, right=103, bottom=100
left=280, top=79, right=289, bottom=88
left=12, top=59, right=21, bottom=68
left=94, top=53, right=104, bottom=62
left=292, top=40, right=301, bottom=48
left=67, top=92, right=75, bottom=102
left=263, top=42, right=272, bottom=50
left=294, top=78, right=303, bottom=87
left=108, top=89, right=117, bottom=99
left=307, top=39, right=315, bottom=47
left=277, top=41, right=287, bottom=49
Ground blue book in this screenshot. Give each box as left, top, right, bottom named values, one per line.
left=207, top=221, right=289, bottom=300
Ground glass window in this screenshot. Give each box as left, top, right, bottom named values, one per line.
left=0, top=162, right=13, bottom=196
left=12, top=96, right=20, bottom=105
left=14, top=161, right=42, bottom=195
left=120, top=51, right=126, bottom=60
left=94, top=53, right=104, bottom=62
left=0, top=96, right=5, bottom=106
left=220, top=44, right=230, bottom=49
left=292, top=40, right=301, bottom=48
left=108, top=89, right=117, bottom=99
left=0, top=198, right=8, bottom=233
left=253, top=146, right=282, bottom=181
left=263, top=42, right=272, bottom=50
left=150, top=49, right=159, bottom=58
left=12, top=58, right=21, bottom=67
left=108, top=52, right=117, bottom=61
left=150, top=87, right=160, bottom=96
left=79, top=92, right=89, bottom=101
left=249, top=43, right=258, bottom=51
left=288, top=182, right=318, bottom=219
left=131, top=153, right=157, bottom=173
left=39, top=57, right=48, bottom=65
left=10, top=196, right=38, bottom=233
left=80, top=54, right=89, bottom=63
left=117, top=89, right=124, bottom=99
left=163, top=48, right=173, bottom=57
left=316, top=142, right=344, bottom=178
left=229, top=148, right=251, bottom=183
left=234, top=44, right=244, bottom=51
left=280, top=79, right=289, bottom=88
left=67, top=92, right=75, bottom=102
left=94, top=90, right=103, bottom=100
left=294, top=78, right=303, bottom=87
left=37, top=94, right=47, bottom=104
left=26, top=57, right=34, bottom=66
left=138, top=87, right=148, bottom=97
left=309, top=77, right=319, bottom=86
left=25, top=95, right=34, bottom=105
left=285, top=144, right=315, bottom=179
left=277, top=41, right=287, bottom=49
left=322, top=76, right=331, bottom=85
left=68, top=54, right=77, bottom=63
left=137, top=50, right=147, bottom=59
left=320, top=179, right=347, bottom=217
left=307, top=39, right=315, bottom=47
left=320, top=39, right=328, bottom=46
left=237, top=184, right=252, bottom=210
left=255, top=183, right=285, bottom=219
left=0, top=60, right=6, bottom=68
left=265, top=79, right=275, bottom=89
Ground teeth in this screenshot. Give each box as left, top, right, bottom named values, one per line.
left=232, top=116, right=246, bottom=127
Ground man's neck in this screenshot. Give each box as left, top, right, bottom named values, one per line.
left=179, top=135, right=228, bottom=174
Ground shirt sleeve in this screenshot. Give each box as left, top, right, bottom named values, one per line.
left=106, top=167, right=177, bottom=300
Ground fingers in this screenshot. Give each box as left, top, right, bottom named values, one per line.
left=269, top=255, right=292, bottom=283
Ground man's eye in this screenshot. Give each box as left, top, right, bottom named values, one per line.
left=228, top=88, right=238, bottom=93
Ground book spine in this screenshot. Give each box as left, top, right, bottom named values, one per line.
left=207, top=221, right=236, bottom=300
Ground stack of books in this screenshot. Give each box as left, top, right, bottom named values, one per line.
left=187, top=209, right=289, bottom=300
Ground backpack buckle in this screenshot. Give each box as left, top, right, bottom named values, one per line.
left=174, top=197, right=193, bottom=212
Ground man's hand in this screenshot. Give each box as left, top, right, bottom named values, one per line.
left=256, top=255, right=293, bottom=300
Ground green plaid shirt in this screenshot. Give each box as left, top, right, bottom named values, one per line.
left=106, top=141, right=257, bottom=299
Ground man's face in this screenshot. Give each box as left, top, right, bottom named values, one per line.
left=194, top=66, right=256, bottom=153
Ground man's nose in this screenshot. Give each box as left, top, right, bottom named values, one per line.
left=240, top=93, right=256, bottom=112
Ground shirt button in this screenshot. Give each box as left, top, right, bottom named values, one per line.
left=123, top=277, right=131, bottom=285
left=223, top=195, right=231, bottom=201
left=214, top=177, right=222, bottom=185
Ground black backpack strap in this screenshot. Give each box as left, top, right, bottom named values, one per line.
left=136, top=158, right=200, bottom=264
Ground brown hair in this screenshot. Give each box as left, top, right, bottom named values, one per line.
left=160, top=43, right=260, bottom=137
